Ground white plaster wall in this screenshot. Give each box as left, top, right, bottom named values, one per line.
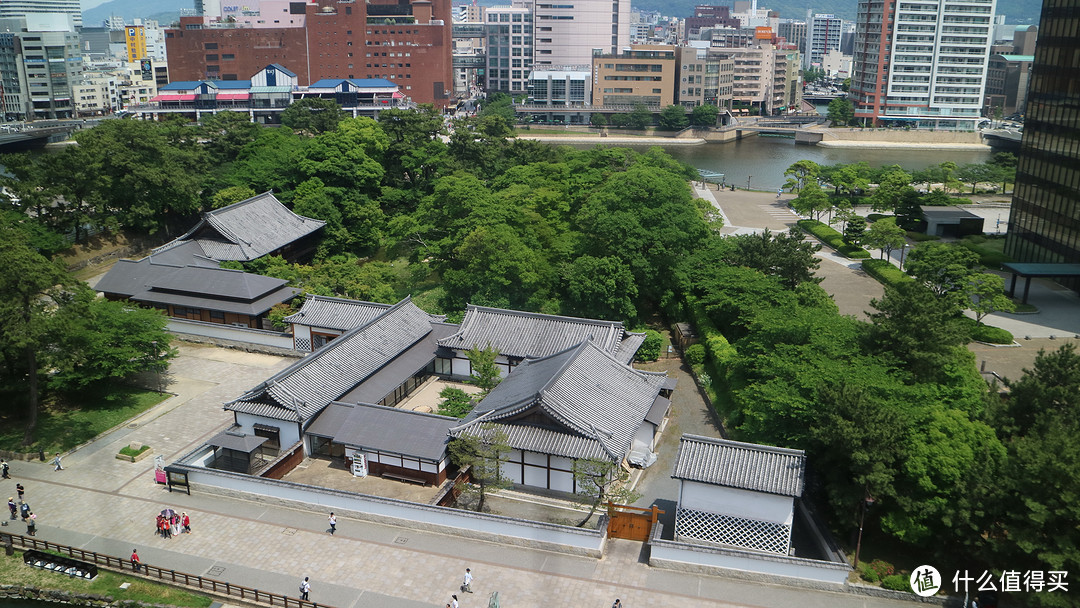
left=292, top=324, right=311, bottom=348
left=234, top=413, right=300, bottom=448
left=167, top=318, right=293, bottom=349
left=680, top=480, right=794, bottom=525
left=650, top=538, right=849, bottom=585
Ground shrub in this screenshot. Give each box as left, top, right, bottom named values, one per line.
left=860, top=559, right=895, bottom=583
left=861, top=259, right=914, bottom=289
left=881, top=574, right=910, bottom=592
left=635, top=329, right=663, bottom=362
left=907, top=231, right=939, bottom=242
left=684, top=343, right=706, bottom=365
left=961, top=318, right=1014, bottom=344
left=867, top=213, right=894, bottom=223
left=797, top=219, right=872, bottom=259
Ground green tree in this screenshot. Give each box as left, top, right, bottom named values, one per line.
left=572, top=458, right=640, bottom=527
left=436, top=387, right=474, bottom=418
left=478, top=92, right=516, bottom=124
left=562, top=255, right=637, bottom=322
left=297, top=116, right=389, bottom=192
left=720, top=228, right=822, bottom=289
left=863, top=217, right=907, bottom=260
left=803, top=67, right=825, bottom=83
left=827, top=97, right=855, bottom=126
left=225, top=127, right=306, bottom=195
left=447, top=425, right=512, bottom=512
left=0, top=224, right=72, bottom=444
left=635, top=329, right=663, bottom=362
left=626, top=104, right=652, bottom=130
left=589, top=113, right=608, bottom=127
left=790, top=179, right=831, bottom=221
left=904, top=242, right=982, bottom=300
left=689, top=104, right=720, bottom=127
left=842, top=215, right=866, bottom=247
left=964, top=272, right=1016, bottom=325
left=377, top=105, right=448, bottom=192
left=467, top=343, right=502, bottom=396
left=657, top=105, right=689, bottom=130
left=867, top=282, right=969, bottom=382
left=210, top=185, right=257, bottom=209
left=938, top=161, right=960, bottom=194
left=783, top=159, right=820, bottom=194
left=869, top=167, right=913, bottom=214
left=280, top=98, right=345, bottom=134
left=200, top=111, right=260, bottom=164
left=956, top=163, right=995, bottom=195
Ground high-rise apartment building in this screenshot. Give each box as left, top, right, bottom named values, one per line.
left=1003, top=0, right=1080, bottom=284
left=850, top=0, right=995, bottom=129
left=776, top=20, right=806, bottom=50
left=0, top=0, right=81, bottom=28
left=804, top=13, right=842, bottom=70
left=533, top=0, right=631, bottom=69
left=0, top=14, right=81, bottom=120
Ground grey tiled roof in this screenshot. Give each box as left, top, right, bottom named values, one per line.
left=154, top=191, right=325, bottom=262
left=437, top=305, right=645, bottom=364
left=450, top=341, right=668, bottom=462
left=96, top=258, right=299, bottom=316
left=307, top=402, right=457, bottom=461
left=225, top=297, right=435, bottom=423
left=207, top=429, right=269, bottom=453
left=283, top=294, right=395, bottom=331
left=672, top=434, right=806, bottom=498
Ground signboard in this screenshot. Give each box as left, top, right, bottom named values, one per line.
left=164, top=467, right=191, bottom=495
left=351, top=451, right=368, bottom=477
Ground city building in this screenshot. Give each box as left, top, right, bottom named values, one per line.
left=591, top=44, right=676, bottom=108
left=483, top=4, right=532, bottom=94
left=75, top=69, right=119, bottom=115
left=532, top=0, right=631, bottom=70
left=723, top=30, right=798, bottom=116
left=776, top=19, right=806, bottom=50
left=804, top=13, right=842, bottom=70
left=675, top=43, right=733, bottom=110
left=165, top=0, right=454, bottom=108
left=0, top=0, right=81, bottom=28
left=0, top=14, right=81, bottom=120
left=1003, top=0, right=1080, bottom=288
left=526, top=69, right=591, bottom=106
left=685, top=5, right=740, bottom=40
left=850, top=0, right=995, bottom=130
left=983, top=53, right=1032, bottom=117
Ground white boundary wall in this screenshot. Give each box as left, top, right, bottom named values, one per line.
left=171, top=458, right=607, bottom=557
left=167, top=318, right=294, bottom=349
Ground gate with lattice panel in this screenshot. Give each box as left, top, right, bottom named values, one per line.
left=605, top=502, right=663, bottom=541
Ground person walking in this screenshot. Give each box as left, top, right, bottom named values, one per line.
left=612, top=599, right=622, bottom=608
left=7, top=498, right=15, bottom=520
left=328, top=512, right=336, bottom=535
left=130, top=549, right=141, bottom=573
left=181, top=512, right=190, bottom=534
left=450, top=594, right=459, bottom=608
left=299, top=577, right=311, bottom=601
left=26, top=512, right=36, bottom=536
left=461, top=568, right=473, bottom=593
left=16, top=483, right=24, bottom=502
left=20, top=502, right=30, bottom=522
left=1, top=459, right=9, bottom=479
left=52, top=453, right=63, bottom=471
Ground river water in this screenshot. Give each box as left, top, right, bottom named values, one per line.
left=659, top=136, right=995, bottom=190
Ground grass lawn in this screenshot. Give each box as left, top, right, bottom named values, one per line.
left=960, top=236, right=1011, bottom=269
left=0, top=385, right=170, bottom=454
left=2, top=548, right=212, bottom=608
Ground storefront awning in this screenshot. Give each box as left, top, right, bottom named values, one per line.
left=217, top=93, right=250, bottom=101
left=152, top=94, right=197, bottom=102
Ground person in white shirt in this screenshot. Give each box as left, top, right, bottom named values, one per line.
left=462, top=568, right=473, bottom=593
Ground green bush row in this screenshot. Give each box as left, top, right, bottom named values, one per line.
left=861, top=259, right=914, bottom=288
left=797, top=219, right=872, bottom=259
left=960, top=317, right=1014, bottom=344
left=685, top=296, right=738, bottom=378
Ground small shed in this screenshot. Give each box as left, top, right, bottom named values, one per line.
left=672, top=434, right=805, bottom=555
left=921, top=206, right=985, bottom=237
left=207, top=429, right=270, bottom=474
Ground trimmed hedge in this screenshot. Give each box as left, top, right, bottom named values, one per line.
left=861, top=258, right=914, bottom=288
left=685, top=296, right=738, bottom=378
left=960, top=317, right=1014, bottom=344
left=797, top=219, right=872, bottom=259
left=907, top=231, right=939, bottom=242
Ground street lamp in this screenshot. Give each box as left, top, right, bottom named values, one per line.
left=898, top=243, right=910, bottom=271
left=853, top=490, right=875, bottom=569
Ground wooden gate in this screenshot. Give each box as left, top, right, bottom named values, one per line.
left=606, top=502, right=663, bottom=541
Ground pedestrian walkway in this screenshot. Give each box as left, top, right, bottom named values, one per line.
left=0, top=344, right=924, bottom=608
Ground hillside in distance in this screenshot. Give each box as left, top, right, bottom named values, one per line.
left=82, top=0, right=187, bottom=27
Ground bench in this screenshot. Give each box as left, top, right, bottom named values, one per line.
left=381, top=472, right=428, bottom=486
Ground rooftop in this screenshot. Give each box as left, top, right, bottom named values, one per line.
left=672, top=434, right=805, bottom=497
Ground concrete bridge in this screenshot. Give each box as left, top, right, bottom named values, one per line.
left=0, top=120, right=85, bottom=149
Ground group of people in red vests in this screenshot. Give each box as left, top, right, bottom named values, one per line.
left=156, top=510, right=190, bottom=538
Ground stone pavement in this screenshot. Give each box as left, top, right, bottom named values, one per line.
left=0, top=343, right=922, bottom=608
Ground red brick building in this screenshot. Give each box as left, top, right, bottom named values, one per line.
left=165, top=0, right=453, bottom=107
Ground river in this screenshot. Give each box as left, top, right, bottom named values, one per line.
left=659, top=136, right=995, bottom=190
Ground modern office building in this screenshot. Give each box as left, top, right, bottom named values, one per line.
left=0, top=0, right=81, bottom=28
left=804, top=13, right=842, bottom=70
left=776, top=19, right=807, bottom=50
left=1003, top=0, right=1080, bottom=286
left=0, top=14, right=81, bottom=120
left=484, top=4, right=532, bottom=94
left=675, top=43, right=734, bottom=110
left=165, top=0, right=453, bottom=108
left=685, top=5, right=741, bottom=40
left=850, top=0, right=995, bottom=129
left=591, top=44, right=675, bottom=108
left=533, top=0, right=631, bottom=70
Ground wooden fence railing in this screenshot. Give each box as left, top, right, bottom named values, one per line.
left=1, top=532, right=335, bottom=608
